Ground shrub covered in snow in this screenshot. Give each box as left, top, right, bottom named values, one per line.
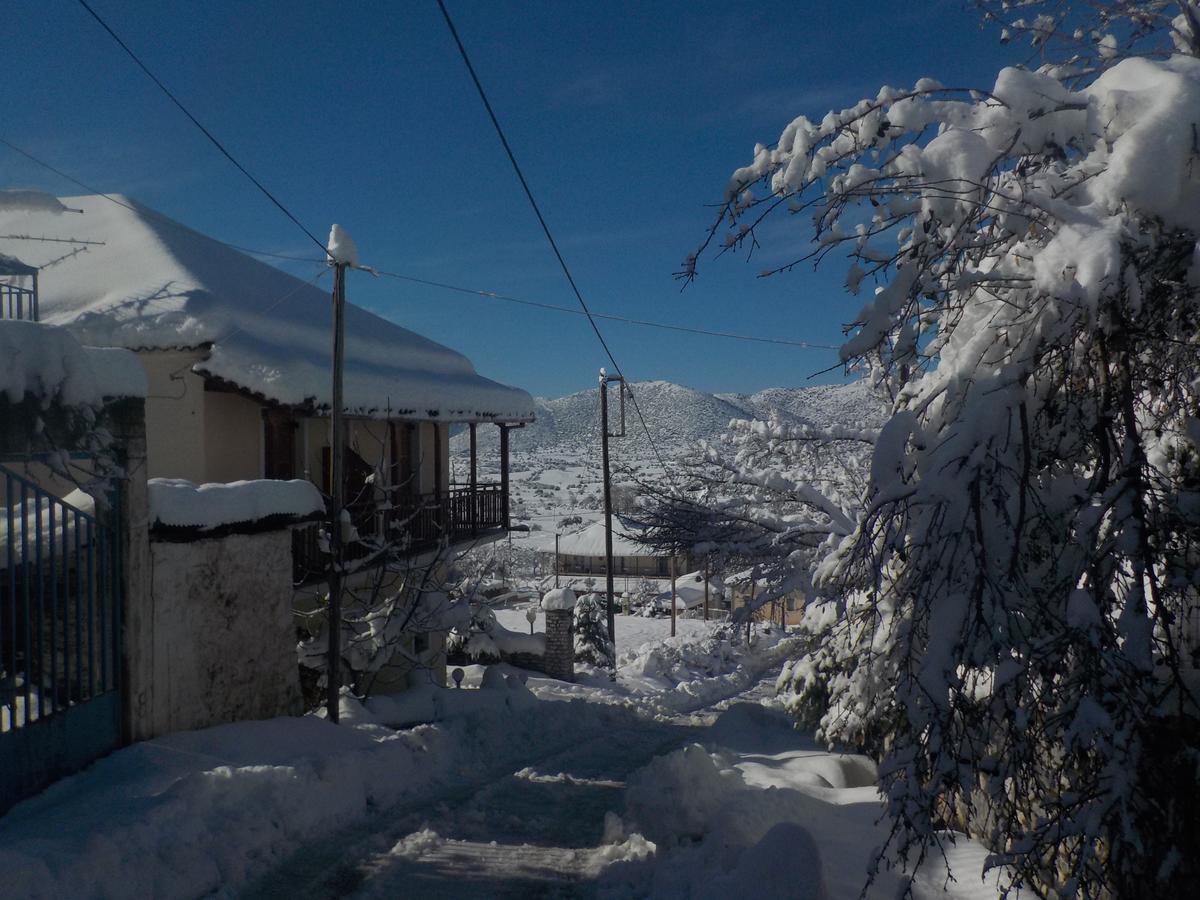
left=573, top=592, right=614, bottom=668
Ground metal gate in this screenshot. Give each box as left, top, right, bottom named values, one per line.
left=1, top=464, right=122, bottom=814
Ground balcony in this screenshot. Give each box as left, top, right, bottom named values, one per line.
left=1, top=258, right=40, bottom=322
left=292, top=483, right=508, bottom=586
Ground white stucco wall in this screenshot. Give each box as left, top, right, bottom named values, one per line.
left=139, top=349, right=207, bottom=481
left=203, top=390, right=264, bottom=483
left=144, top=530, right=302, bottom=736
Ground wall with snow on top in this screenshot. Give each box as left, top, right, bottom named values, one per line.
left=143, top=529, right=302, bottom=738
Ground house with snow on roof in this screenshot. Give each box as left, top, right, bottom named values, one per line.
left=0, top=194, right=535, bottom=590
left=554, top=517, right=689, bottom=582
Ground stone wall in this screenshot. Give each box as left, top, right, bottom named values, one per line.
left=137, top=530, right=302, bottom=738
left=543, top=609, right=574, bottom=682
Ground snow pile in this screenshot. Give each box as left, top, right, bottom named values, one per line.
left=464, top=613, right=546, bottom=661
left=540, top=587, right=576, bottom=611
left=0, top=683, right=637, bottom=899
left=147, top=478, right=324, bottom=530
left=598, top=709, right=999, bottom=900
left=0, top=320, right=146, bottom=405
left=616, top=625, right=801, bottom=714
left=491, top=610, right=800, bottom=716
left=0, top=196, right=534, bottom=422
left=325, top=223, right=360, bottom=268
left=362, top=668, right=535, bottom=727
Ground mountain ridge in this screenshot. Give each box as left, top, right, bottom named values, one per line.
left=452, top=379, right=884, bottom=458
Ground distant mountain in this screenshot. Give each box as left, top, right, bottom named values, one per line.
left=452, top=379, right=884, bottom=460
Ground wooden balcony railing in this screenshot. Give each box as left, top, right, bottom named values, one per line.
left=1, top=283, right=39, bottom=322
left=292, top=482, right=507, bottom=585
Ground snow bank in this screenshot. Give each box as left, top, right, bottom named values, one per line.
left=540, top=587, right=577, bottom=611
left=0, top=684, right=637, bottom=899
left=601, top=713, right=1000, bottom=900
left=147, top=478, right=324, bottom=530
left=363, top=669, right=535, bottom=727
left=0, top=196, right=534, bottom=423
left=0, top=320, right=146, bottom=405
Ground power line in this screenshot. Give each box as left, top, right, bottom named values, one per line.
left=74, top=0, right=327, bottom=254
left=0, top=135, right=324, bottom=265
left=2, top=132, right=839, bottom=355
left=433, top=0, right=675, bottom=477
left=373, top=269, right=839, bottom=350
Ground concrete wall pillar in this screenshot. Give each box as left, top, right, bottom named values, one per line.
left=543, top=609, right=574, bottom=682
left=104, top=399, right=154, bottom=743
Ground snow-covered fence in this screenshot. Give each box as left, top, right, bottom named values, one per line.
left=134, top=479, right=322, bottom=738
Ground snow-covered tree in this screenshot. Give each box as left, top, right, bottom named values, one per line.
left=687, top=4, right=1200, bottom=896
left=573, top=592, right=615, bottom=667
left=637, top=417, right=875, bottom=615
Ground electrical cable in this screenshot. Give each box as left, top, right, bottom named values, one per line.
left=2, top=135, right=838, bottom=354
left=74, top=0, right=327, bottom=254
left=0, top=135, right=324, bottom=264
left=433, top=0, right=676, bottom=478
left=372, top=269, right=839, bottom=350
left=3, top=130, right=843, bottom=372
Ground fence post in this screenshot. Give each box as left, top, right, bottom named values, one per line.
left=104, top=398, right=152, bottom=743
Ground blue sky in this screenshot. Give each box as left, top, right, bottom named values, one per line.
left=5, top=1, right=1019, bottom=398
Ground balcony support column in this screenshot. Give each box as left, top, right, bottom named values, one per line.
left=499, top=423, right=510, bottom=530
left=469, top=423, right=478, bottom=536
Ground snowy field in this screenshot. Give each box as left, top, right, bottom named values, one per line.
left=0, top=619, right=998, bottom=899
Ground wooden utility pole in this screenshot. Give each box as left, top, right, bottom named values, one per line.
left=670, top=554, right=677, bottom=638
left=555, top=532, right=561, bottom=588
left=326, top=259, right=348, bottom=724
left=599, top=368, right=624, bottom=651
left=703, top=555, right=709, bottom=621
left=600, top=371, right=616, bottom=647
left=747, top=575, right=756, bottom=643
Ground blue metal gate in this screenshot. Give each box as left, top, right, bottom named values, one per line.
left=0, top=464, right=122, bottom=814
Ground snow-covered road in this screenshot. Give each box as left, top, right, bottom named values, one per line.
left=244, top=660, right=786, bottom=899
left=1, top=620, right=999, bottom=899
left=274, top=717, right=699, bottom=898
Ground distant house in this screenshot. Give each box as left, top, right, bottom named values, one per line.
left=724, top=568, right=805, bottom=626
left=554, top=518, right=688, bottom=580
left=0, top=195, right=536, bottom=581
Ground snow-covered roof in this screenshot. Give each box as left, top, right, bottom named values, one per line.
left=0, top=195, right=535, bottom=423
left=0, top=252, right=38, bottom=276
left=652, top=571, right=722, bottom=610
left=556, top=518, right=662, bottom=558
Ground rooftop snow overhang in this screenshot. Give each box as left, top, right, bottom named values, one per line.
left=0, top=194, right=536, bottom=424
